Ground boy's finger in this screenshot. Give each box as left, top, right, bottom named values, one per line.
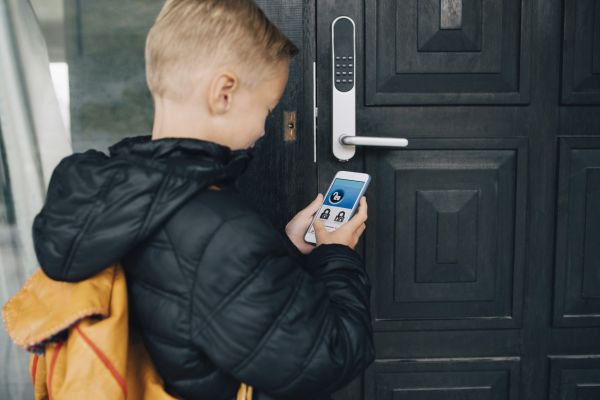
left=350, top=224, right=366, bottom=244
left=337, top=217, right=364, bottom=237
left=304, top=193, right=324, bottom=216
left=313, top=219, right=326, bottom=235
left=317, top=197, right=368, bottom=236
left=345, top=197, right=368, bottom=229
left=356, top=223, right=366, bottom=237
left=357, top=196, right=368, bottom=219
left=310, top=193, right=324, bottom=207
left=354, top=198, right=368, bottom=224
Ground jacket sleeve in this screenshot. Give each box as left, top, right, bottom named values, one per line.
left=190, top=212, right=375, bottom=399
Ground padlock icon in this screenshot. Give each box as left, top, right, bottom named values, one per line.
left=334, top=211, right=346, bottom=222
left=320, top=208, right=331, bottom=219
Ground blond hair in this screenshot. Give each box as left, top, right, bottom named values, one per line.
left=145, top=0, right=299, bottom=101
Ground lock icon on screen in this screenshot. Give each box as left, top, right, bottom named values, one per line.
left=334, top=211, right=346, bottom=222
left=320, top=208, right=331, bottom=219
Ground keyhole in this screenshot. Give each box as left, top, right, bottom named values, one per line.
left=283, top=111, right=297, bottom=142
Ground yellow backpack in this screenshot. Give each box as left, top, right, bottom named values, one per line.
left=2, top=263, right=253, bottom=400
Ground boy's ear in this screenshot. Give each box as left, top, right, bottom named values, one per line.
left=207, top=70, right=239, bottom=115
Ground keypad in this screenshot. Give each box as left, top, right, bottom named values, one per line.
left=333, top=18, right=355, bottom=92
left=334, top=55, right=354, bottom=91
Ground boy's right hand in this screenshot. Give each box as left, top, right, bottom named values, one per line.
left=313, top=196, right=368, bottom=250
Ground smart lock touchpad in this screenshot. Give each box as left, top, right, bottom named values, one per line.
left=333, top=18, right=355, bottom=93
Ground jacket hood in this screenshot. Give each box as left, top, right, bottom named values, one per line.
left=33, top=135, right=253, bottom=282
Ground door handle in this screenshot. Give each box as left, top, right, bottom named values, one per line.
left=331, top=17, right=409, bottom=161
left=339, top=135, right=409, bottom=148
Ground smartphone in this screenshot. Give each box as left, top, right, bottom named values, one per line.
left=304, top=171, right=371, bottom=245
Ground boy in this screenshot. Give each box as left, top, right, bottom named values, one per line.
left=32, top=0, right=375, bottom=399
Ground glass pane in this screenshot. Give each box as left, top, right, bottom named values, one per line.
left=33, top=0, right=162, bottom=153
left=0, top=122, right=33, bottom=400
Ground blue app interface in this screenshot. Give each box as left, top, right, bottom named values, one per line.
left=308, top=178, right=365, bottom=236
left=323, top=179, right=364, bottom=209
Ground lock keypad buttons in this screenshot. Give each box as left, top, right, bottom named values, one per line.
left=333, top=18, right=355, bottom=93
left=334, top=56, right=354, bottom=91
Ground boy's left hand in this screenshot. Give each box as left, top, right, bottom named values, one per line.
left=285, top=193, right=324, bottom=255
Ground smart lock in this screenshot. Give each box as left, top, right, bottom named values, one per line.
left=332, top=16, right=356, bottom=161
left=331, top=16, right=409, bottom=162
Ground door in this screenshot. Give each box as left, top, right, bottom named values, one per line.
left=313, top=1, right=600, bottom=399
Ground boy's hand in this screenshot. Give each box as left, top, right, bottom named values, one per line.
left=285, top=193, right=325, bottom=255
left=314, top=196, right=367, bottom=250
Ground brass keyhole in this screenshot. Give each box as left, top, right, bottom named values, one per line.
left=283, top=111, right=297, bottom=142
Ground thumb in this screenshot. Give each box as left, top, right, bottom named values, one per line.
left=305, top=193, right=324, bottom=215
left=313, top=218, right=326, bottom=236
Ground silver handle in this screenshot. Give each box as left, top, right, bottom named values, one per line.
left=331, top=17, right=409, bottom=160
left=339, top=135, right=409, bottom=148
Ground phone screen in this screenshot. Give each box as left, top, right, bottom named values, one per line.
left=307, top=178, right=366, bottom=235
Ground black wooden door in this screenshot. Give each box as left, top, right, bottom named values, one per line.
left=313, top=1, right=600, bottom=399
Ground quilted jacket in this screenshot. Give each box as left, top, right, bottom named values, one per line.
left=31, top=135, right=375, bottom=400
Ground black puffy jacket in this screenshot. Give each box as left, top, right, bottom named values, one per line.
left=32, top=135, right=375, bottom=400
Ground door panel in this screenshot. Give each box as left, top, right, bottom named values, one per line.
left=365, top=0, right=530, bottom=105
left=561, top=0, right=600, bottom=105
left=367, top=139, right=527, bottom=332
left=549, top=356, right=600, bottom=400
left=366, top=357, right=521, bottom=400
left=554, top=138, right=600, bottom=328
left=314, top=0, right=600, bottom=399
